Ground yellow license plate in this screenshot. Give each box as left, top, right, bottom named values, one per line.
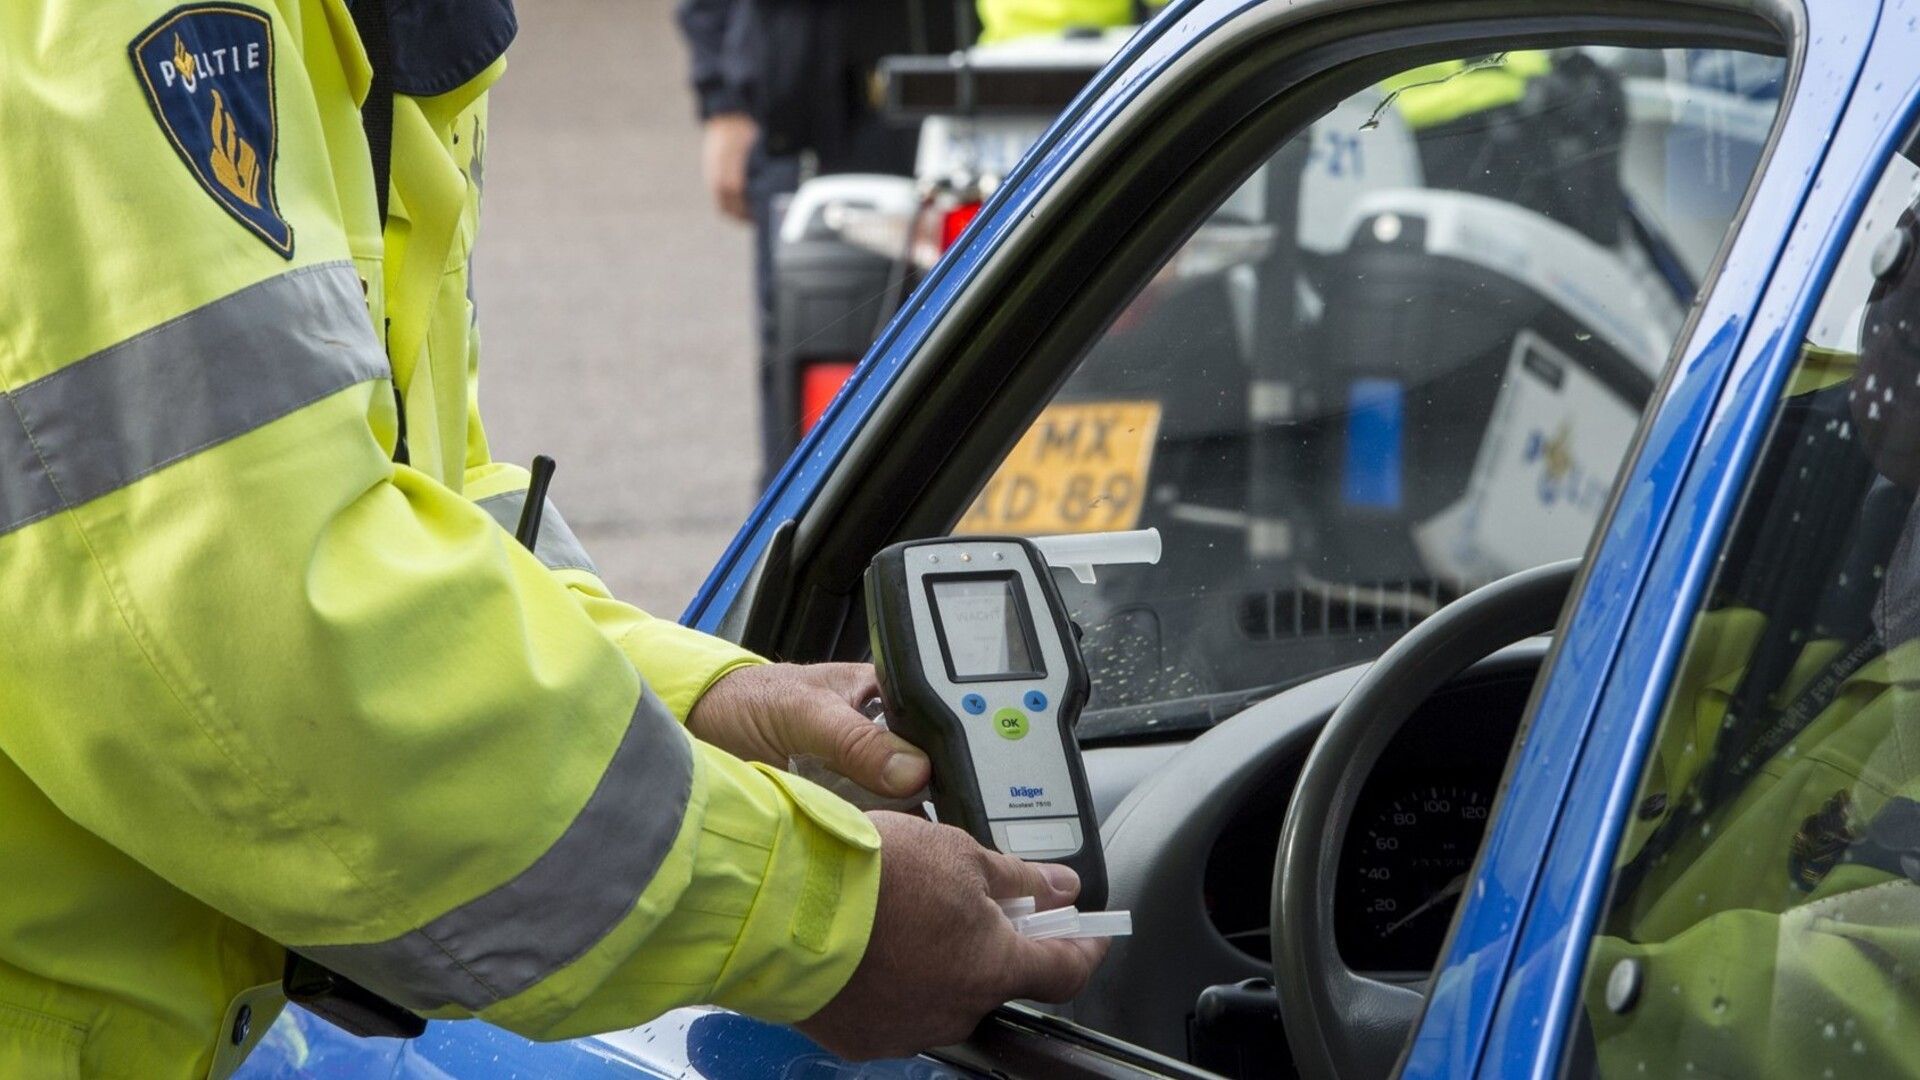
left=954, top=400, right=1162, bottom=536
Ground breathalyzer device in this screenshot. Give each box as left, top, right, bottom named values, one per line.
left=866, top=536, right=1106, bottom=910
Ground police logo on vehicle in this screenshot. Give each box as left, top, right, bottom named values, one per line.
left=130, top=5, right=293, bottom=257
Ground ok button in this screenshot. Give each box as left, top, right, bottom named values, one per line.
left=993, top=707, right=1030, bottom=741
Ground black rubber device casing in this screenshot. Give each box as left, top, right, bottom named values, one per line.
left=866, top=537, right=1106, bottom=909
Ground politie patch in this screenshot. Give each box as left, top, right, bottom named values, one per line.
left=130, top=5, right=293, bottom=257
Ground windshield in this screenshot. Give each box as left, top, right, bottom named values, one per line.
left=952, top=47, right=1785, bottom=740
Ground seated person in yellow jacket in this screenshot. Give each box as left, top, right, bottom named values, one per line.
left=1582, top=207, right=1920, bottom=1075
left=0, top=3, right=1102, bottom=1077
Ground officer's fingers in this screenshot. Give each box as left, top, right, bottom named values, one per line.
left=978, top=849, right=1080, bottom=910
left=707, top=160, right=746, bottom=218
left=1004, top=936, right=1107, bottom=1004
left=823, top=662, right=883, bottom=709
left=803, top=702, right=928, bottom=797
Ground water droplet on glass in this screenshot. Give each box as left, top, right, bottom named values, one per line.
left=1824, top=1022, right=1839, bottom=1040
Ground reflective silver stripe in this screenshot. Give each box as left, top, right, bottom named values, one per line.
left=295, top=686, right=693, bottom=1011
left=0, top=262, right=388, bottom=536
left=0, top=406, right=61, bottom=535
left=477, top=489, right=600, bottom=575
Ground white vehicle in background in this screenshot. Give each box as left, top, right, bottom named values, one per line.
left=767, top=30, right=1129, bottom=447
left=769, top=38, right=1779, bottom=712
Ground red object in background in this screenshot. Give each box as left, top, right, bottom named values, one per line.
left=941, top=202, right=984, bottom=250
left=798, top=199, right=982, bottom=436
left=800, top=361, right=860, bottom=432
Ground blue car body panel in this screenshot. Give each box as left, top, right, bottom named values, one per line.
left=256, top=0, right=1920, bottom=1075
left=236, top=1006, right=963, bottom=1079
left=1406, top=4, right=1887, bottom=1075
left=1473, top=13, right=1920, bottom=1078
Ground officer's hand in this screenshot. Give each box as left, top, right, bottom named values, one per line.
left=701, top=112, right=758, bottom=222
left=688, top=662, right=931, bottom=797
left=797, top=812, right=1109, bottom=1060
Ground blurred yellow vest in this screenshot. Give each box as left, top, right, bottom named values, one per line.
left=977, top=0, right=1163, bottom=43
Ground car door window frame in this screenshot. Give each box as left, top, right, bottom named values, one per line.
left=679, top=0, right=1817, bottom=1072
left=1397, top=6, right=1902, bottom=1077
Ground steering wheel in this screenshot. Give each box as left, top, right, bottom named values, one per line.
left=1271, top=559, right=1577, bottom=1080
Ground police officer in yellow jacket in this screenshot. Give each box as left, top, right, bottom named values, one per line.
left=1578, top=204, right=1920, bottom=1075
left=0, top=3, right=1102, bottom=1077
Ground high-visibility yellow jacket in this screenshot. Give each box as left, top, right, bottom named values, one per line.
left=1587, top=632, right=1920, bottom=1076
left=976, top=0, right=1164, bottom=44
left=1584, top=351, right=1920, bottom=1075
left=0, top=3, right=880, bottom=1078
left=1375, top=52, right=1554, bottom=130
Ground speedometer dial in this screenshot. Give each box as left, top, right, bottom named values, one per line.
left=1340, top=784, right=1491, bottom=973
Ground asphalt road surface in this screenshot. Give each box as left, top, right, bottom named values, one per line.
left=475, top=0, right=761, bottom=617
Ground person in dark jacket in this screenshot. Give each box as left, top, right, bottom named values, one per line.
left=676, top=0, right=951, bottom=475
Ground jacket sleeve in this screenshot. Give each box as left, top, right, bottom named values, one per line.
left=0, top=289, right=882, bottom=1034
left=675, top=0, right=755, bottom=120
left=459, top=460, right=764, bottom=723
left=0, top=11, right=875, bottom=1041
left=1584, top=883, right=1920, bottom=1077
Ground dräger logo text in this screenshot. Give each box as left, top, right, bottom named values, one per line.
left=1009, top=786, right=1045, bottom=799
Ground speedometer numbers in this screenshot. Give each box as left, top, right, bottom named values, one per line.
left=1344, top=784, right=1491, bottom=972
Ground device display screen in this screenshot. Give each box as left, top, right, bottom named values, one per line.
left=929, top=574, right=1045, bottom=681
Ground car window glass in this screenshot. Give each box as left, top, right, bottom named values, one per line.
left=1566, top=140, right=1920, bottom=1079
left=952, top=48, right=1786, bottom=740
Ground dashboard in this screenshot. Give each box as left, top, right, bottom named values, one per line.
left=1075, top=645, right=1546, bottom=1060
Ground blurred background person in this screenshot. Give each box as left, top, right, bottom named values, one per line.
left=480, top=1, right=1165, bottom=617
left=678, top=0, right=957, bottom=481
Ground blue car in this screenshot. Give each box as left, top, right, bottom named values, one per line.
left=243, top=0, right=1920, bottom=1074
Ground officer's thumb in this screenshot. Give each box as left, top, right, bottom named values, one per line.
left=818, top=706, right=931, bottom=798
left=979, top=848, right=1081, bottom=910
